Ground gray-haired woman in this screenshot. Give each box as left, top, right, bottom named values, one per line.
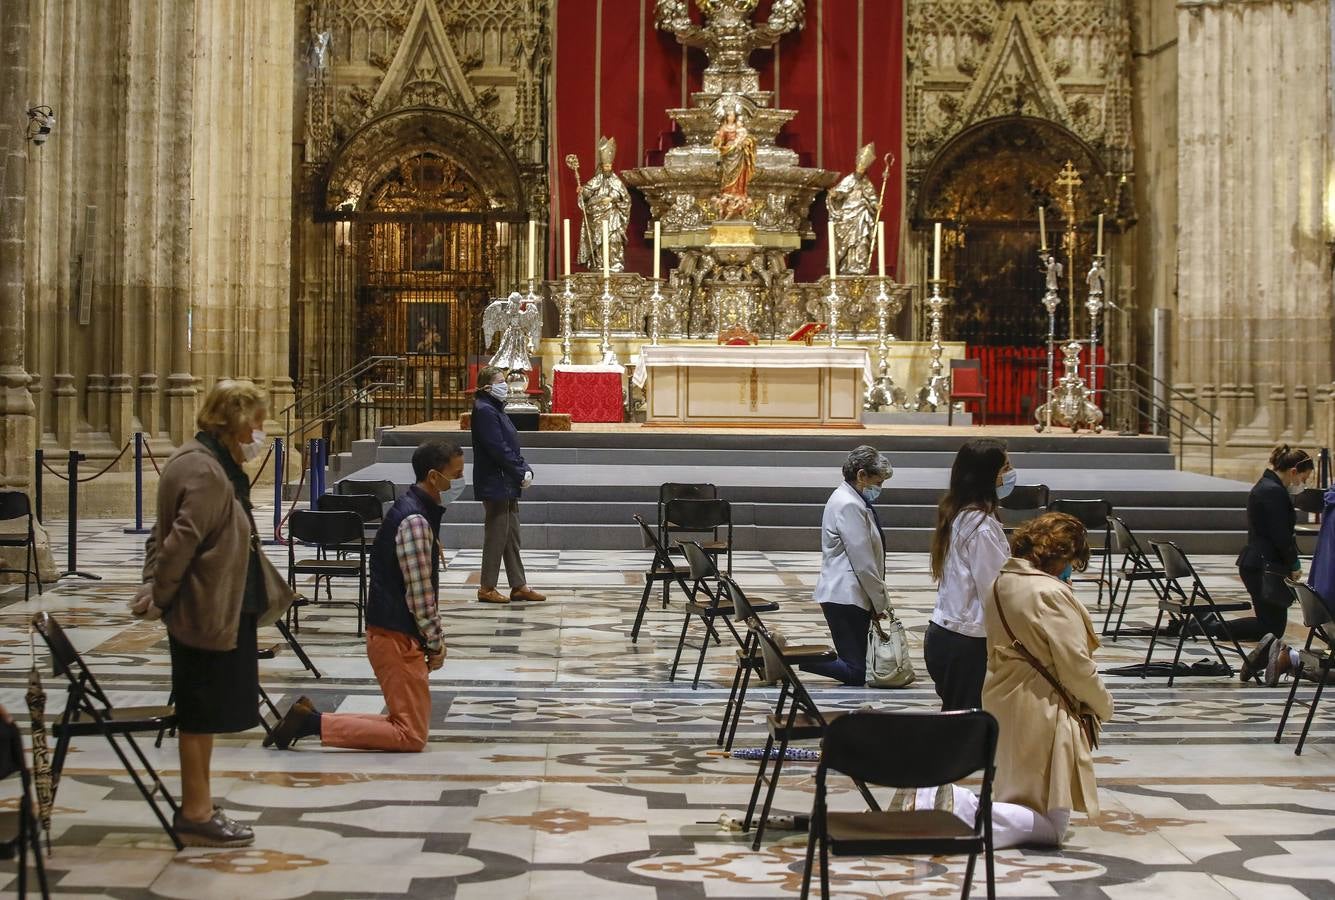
left=802, top=446, right=893, bottom=685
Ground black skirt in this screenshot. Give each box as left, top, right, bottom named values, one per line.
left=168, top=614, right=260, bottom=734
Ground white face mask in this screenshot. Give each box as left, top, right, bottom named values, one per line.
left=488, top=382, right=509, bottom=402
left=441, top=476, right=466, bottom=505
left=241, top=429, right=267, bottom=462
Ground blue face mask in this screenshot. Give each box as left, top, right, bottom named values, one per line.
left=441, top=476, right=466, bottom=505
left=488, top=382, right=510, bottom=402
left=1059, top=563, right=1073, bottom=583
left=861, top=486, right=881, bottom=503
left=997, top=468, right=1018, bottom=500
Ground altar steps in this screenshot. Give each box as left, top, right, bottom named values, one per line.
left=339, top=429, right=1255, bottom=554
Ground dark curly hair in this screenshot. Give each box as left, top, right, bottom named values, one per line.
left=1269, top=444, right=1314, bottom=473
left=1010, top=511, right=1090, bottom=575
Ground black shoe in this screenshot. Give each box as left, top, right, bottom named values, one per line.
left=173, top=808, right=254, bottom=848
left=262, top=696, right=315, bottom=749
left=267, top=700, right=319, bottom=750
left=1241, top=634, right=1276, bottom=683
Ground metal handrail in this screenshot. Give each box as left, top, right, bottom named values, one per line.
left=1102, top=363, right=1215, bottom=475
left=282, top=357, right=408, bottom=446
left=1112, top=361, right=1218, bottom=426
left=280, top=355, right=404, bottom=421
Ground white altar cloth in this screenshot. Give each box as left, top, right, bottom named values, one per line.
left=631, top=345, right=874, bottom=389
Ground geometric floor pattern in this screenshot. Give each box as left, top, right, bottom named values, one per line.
left=0, top=518, right=1332, bottom=898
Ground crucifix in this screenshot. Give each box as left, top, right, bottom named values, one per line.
left=1054, top=161, right=1083, bottom=340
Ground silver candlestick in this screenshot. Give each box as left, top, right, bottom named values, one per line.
left=1085, top=253, right=1106, bottom=415
left=558, top=276, right=575, bottom=366
left=913, top=279, right=950, bottom=411
left=598, top=275, right=619, bottom=366
left=648, top=277, right=664, bottom=346
left=1035, top=249, right=1062, bottom=432
left=864, top=279, right=906, bottom=411
left=824, top=276, right=842, bottom=348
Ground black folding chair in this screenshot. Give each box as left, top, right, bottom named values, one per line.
left=668, top=542, right=757, bottom=688
left=31, top=612, right=183, bottom=851
left=1047, top=498, right=1113, bottom=606
left=1102, top=517, right=1167, bottom=640
left=336, top=478, right=398, bottom=507
left=0, top=493, right=42, bottom=602
left=630, top=514, right=692, bottom=643
left=658, top=482, right=717, bottom=544
left=717, top=575, right=831, bottom=752
left=801, top=710, right=998, bottom=900
left=1275, top=582, right=1335, bottom=755
left=0, top=718, right=49, bottom=898
left=1144, top=541, right=1252, bottom=685
left=1293, top=487, right=1324, bottom=540
left=744, top=623, right=879, bottom=850
left=998, top=484, right=1050, bottom=533
left=663, top=497, right=733, bottom=575
left=317, top=492, right=385, bottom=546
left=287, top=510, right=368, bottom=635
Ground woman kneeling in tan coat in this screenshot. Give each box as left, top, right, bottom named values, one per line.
left=914, top=512, right=1113, bottom=848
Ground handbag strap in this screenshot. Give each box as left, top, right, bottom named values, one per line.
left=991, top=576, right=1085, bottom=723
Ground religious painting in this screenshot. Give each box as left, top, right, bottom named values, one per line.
left=411, top=222, right=445, bottom=271
left=406, top=302, right=449, bottom=355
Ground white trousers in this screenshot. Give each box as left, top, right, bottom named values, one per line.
left=914, top=786, right=1070, bottom=850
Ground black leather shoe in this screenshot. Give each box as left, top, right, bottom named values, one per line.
left=173, top=808, right=254, bottom=848
left=267, top=700, right=318, bottom=750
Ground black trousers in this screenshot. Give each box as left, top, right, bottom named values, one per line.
left=923, top=622, right=987, bottom=711
left=1228, top=566, right=1290, bottom=642
left=800, top=603, right=871, bottom=686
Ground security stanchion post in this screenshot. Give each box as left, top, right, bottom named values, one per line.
left=265, top=437, right=285, bottom=545
left=308, top=439, right=318, bottom=509
left=124, top=432, right=150, bottom=535
left=59, top=451, right=100, bottom=581
left=34, top=449, right=43, bottom=523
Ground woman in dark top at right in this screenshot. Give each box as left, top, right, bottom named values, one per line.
left=1235, top=445, right=1314, bottom=680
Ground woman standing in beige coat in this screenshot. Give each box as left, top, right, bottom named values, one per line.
left=982, top=512, right=1114, bottom=847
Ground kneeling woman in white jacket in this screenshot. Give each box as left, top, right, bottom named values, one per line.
left=802, top=446, right=892, bottom=686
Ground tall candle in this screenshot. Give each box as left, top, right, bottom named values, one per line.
left=602, top=220, right=610, bottom=279
left=1038, top=205, right=1047, bottom=251
left=827, top=221, right=837, bottom=279
left=562, top=218, right=571, bottom=276
left=876, top=221, right=885, bottom=279
left=653, top=221, right=661, bottom=280
left=932, top=222, right=942, bottom=281
left=527, top=219, right=536, bottom=281
left=1096, top=213, right=1104, bottom=256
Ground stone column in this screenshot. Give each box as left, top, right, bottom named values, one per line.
left=0, top=0, right=36, bottom=490
left=1176, top=0, right=1333, bottom=474
left=165, top=0, right=196, bottom=444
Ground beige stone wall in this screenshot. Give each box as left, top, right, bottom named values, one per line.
left=2, top=0, right=296, bottom=515
left=1176, top=0, right=1334, bottom=478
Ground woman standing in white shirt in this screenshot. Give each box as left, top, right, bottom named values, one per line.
left=803, top=446, right=893, bottom=685
left=925, top=439, right=1015, bottom=710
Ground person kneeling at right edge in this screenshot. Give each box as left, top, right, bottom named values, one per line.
left=268, top=441, right=466, bottom=752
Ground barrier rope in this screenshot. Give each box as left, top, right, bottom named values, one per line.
left=248, top=443, right=275, bottom=489
left=275, top=463, right=308, bottom=544
left=39, top=440, right=132, bottom=483
left=142, top=436, right=162, bottom=476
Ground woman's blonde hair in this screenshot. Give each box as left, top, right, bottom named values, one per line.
left=196, top=380, right=267, bottom=438
left=1010, top=511, right=1090, bottom=574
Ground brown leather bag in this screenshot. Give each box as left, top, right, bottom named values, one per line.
left=992, top=579, right=1100, bottom=749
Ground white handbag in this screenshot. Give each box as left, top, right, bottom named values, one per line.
left=865, top=613, right=916, bottom=688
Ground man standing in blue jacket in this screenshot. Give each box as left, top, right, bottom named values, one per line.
left=471, top=365, right=545, bottom=604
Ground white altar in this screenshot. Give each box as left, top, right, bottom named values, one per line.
left=632, top=345, right=873, bottom=427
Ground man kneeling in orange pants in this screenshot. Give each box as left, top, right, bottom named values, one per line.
left=269, top=441, right=465, bottom=752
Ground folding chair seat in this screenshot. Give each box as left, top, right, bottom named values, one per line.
left=998, top=484, right=1050, bottom=534
left=744, top=623, right=877, bottom=851
left=630, top=514, right=692, bottom=643
left=287, top=510, right=368, bottom=635
left=0, top=718, right=50, bottom=897
left=800, top=710, right=998, bottom=900
left=1101, top=517, right=1167, bottom=640
left=336, top=477, right=398, bottom=512
left=663, top=497, right=734, bottom=575
left=668, top=542, right=775, bottom=689
left=1144, top=541, right=1252, bottom=686
left=716, top=576, right=834, bottom=752
left=1046, top=498, right=1113, bottom=606
left=317, top=492, right=385, bottom=547
left=31, top=612, right=183, bottom=851
left=0, top=492, right=42, bottom=602
left=1275, top=582, right=1335, bottom=755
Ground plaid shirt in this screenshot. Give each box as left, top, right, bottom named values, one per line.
left=395, top=513, right=443, bottom=653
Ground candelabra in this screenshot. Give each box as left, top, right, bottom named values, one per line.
left=558, top=277, right=575, bottom=366
left=648, top=277, right=664, bottom=346
left=598, top=275, right=619, bottom=366
left=824, top=277, right=842, bottom=348
left=913, top=279, right=950, bottom=411
left=864, top=279, right=906, bottom=411
left=1035, top=251, right=1061, bottom=432
left=1085, top=254, right=1106, bottom=408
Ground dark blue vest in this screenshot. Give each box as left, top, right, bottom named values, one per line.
left=365, top=485, right=442, bottom=643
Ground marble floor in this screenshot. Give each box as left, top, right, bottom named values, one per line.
left=0, top=517, right=1332, bottom=899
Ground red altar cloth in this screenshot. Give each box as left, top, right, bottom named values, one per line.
left=552, top=366, right=625, bottom=423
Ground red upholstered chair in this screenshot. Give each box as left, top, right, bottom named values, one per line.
left=948, top=358, right=988, bottom=426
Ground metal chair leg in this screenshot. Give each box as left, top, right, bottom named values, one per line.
left=1276, top=661, right=1305, bottom=743
left=1296, top=670, right=1328, bottom=756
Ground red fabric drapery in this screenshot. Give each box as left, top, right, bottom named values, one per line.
left=550, top=0, right=905, bottom=282
left=965, top=345, right=1107, bottom=426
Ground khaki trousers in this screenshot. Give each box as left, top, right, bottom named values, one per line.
left=481, top=498, right=527, bottom=590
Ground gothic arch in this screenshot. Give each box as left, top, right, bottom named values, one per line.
left=320, top=106, right=525, bottom=217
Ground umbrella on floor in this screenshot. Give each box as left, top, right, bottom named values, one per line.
left=25, top=632, right=54, bottom=855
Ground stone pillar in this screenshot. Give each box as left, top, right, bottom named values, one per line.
left=1176, top=0, right=1333, bottom=470
left=0, top=0, right=36, bottom=491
